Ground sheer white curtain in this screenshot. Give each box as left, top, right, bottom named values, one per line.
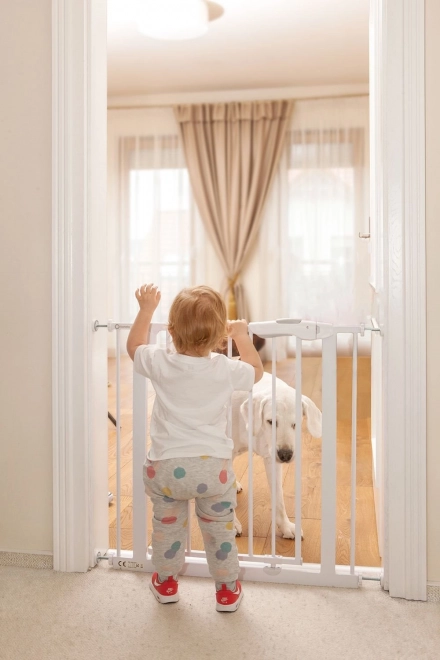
left=120, top=135, right=207, bottom=322
left=108, top=109, right=207, bottom=328
left=243, top=96, right=371, bottom=357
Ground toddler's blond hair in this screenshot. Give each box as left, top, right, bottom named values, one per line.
left=168, top=286, right=227, bottom=355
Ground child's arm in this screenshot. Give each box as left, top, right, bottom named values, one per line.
left=227, top=320, right=264, bottom=384
left=126, top=283, right=161, bottom=361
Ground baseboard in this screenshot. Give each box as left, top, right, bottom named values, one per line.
left=427, top=583, right=440, bottom=602
left=0, top=551, right=53, bottom=569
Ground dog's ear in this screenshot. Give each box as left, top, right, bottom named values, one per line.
left=240, top=395, right=270, bottom=437
left=302, top=395, right=322, bottom=438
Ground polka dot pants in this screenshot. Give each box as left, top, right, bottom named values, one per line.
left=143, top=456, right=239, bottom=583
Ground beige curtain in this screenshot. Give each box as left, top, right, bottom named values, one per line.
left=174, top=100, right=294, bottom=319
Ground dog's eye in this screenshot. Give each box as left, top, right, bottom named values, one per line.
left=267, top=419, right=272, bottom=425
left=292, top=423, right=296, bottom=429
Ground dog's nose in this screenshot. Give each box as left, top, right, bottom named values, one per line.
left=277, top=447, right=293, bottom=463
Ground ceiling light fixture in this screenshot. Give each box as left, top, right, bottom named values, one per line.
left=136, top=0, right=224, bottom=41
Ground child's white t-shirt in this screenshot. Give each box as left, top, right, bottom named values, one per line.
left=134, top=345, right=255, bottom=460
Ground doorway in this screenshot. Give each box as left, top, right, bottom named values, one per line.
left=105, top=0, right=380, bottom=580
left=52, top=0, right=427, bottom=599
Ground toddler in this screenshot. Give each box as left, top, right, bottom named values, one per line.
left=127, top=283, right=263, bottom=612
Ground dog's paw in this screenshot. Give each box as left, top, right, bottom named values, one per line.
left=281, top=526, right=296, bottom=540
left=280, top=521, right=304, bottom=540
left=236, top=480, right=243, bottom=493
left=234, top=517, right=243, bottom=537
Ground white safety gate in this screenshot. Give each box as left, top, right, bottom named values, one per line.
left=102, top=318, right=382, bottom=588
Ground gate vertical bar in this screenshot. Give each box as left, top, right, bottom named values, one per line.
left=225, top=335, right=232, bottom=556
left=295, top=337, right=303, bottom=563
left=248, top=329, right=254, bottom=556
left=271, top=339, right=277, bottom=558
left=350, top=333, right=358, bottom=574
left=320, top=333, right=337, bottom=576
left=115, top=329, right=122, bottom=556
left=227, top=337, right=232, bottom=438
left=186, top=502, right=192, bottom=553
left=132, top=369, right=147, bottom=561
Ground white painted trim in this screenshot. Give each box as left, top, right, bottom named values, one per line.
left=370, top=323, right=384, bottom=558
left=369, top=0, right=383, bottom=292
left=52, top=0, right=89, bottom=573
left=52, top=0, right=108, bottom=572
left=107, top=83, right=370, bottom=109
left=381, top=0, right=427, bottom=600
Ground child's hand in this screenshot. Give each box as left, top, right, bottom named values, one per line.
left=227, top=319, right=249, bottom=339
left=135, top=283, right=161, bottom=314
left=227, top=319, right=263, bottom=383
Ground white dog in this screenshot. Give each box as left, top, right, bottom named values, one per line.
left=231, top=372, right=322, bottom=539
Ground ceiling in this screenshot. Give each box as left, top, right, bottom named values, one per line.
left=107, top=0, right=369, bottom=98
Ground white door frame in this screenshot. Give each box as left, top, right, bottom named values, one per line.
left=52, top=0, right=108, bottom=571
left=377, top=0, right=426, bottom=600
left=52, top=0, right=427, bottom=599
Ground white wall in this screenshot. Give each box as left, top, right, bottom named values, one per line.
left=426, top=0, right=440, bottom=584
left=0, top=0, right=53, bottom=553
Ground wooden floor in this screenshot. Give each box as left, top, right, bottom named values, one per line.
left=108, top=355, right=381, bottom=567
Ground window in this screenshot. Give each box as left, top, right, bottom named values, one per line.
left=252, top=98, right=371, bottom=358
left=129, top=167, right=193, bottom=320
left=118, top=135, right=204, bottom=322
left=283, top=127, right=370, bottom=325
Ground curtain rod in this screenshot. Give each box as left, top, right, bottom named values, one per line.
left=107, top=92, right=369, bottom=111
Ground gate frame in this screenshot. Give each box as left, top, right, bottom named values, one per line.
left=108, top=321, right=369, bottom=589
left=52, top=0, right=427, bottom=600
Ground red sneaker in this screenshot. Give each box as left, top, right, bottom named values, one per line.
left=216, top=581, right=243, bottom=612
left=149, top=572, right=179, bottom=604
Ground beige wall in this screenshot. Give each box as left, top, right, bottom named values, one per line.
left=0, top=0, right=53, bottom=553
left=426, top=0, right=440, bottom=583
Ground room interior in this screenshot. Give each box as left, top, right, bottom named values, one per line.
left=2, top=2, right=440, bottom=658
left=105, top=0, right=380, bottom=569
left=2, top=5, right=439, bottom=659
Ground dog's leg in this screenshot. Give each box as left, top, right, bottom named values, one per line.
left=233, top=479, right=243, bottom=535
left=263, top=457, right=303, bottom=540
left=232, top=456, right=243, bottom=535
left=234, top=512, right=243, bottom=537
